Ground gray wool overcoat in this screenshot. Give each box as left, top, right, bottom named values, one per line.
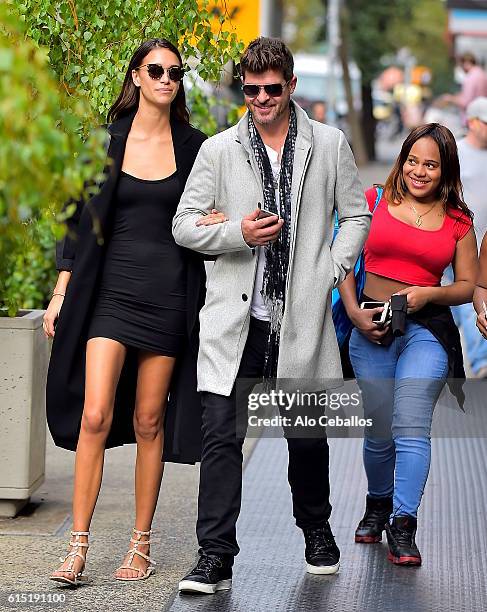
left=172, top=103, right=371, bottom=396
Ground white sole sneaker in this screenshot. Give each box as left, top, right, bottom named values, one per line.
left=306, top=561, right=340, bottom=575
left=178, top=578, right=232, bottom=594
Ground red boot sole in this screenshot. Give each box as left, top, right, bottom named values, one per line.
left=355, top=535, right=382, bottom=543
left=387, top=551, right=422, bottom=566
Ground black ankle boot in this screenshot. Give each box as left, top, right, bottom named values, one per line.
left=355, top=495, right=393, bottom=543
left=385, top=515, right=422, bottom=566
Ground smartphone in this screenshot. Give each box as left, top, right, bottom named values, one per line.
left=360, top=301, right=390, bottom=326
left=257, top=207, right=280, bottom=221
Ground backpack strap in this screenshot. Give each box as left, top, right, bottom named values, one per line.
left=333, top=185, right=383, bottom=236
left=373, top=185, right=383, bottom=213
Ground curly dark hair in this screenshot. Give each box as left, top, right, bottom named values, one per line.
left=239, top=37, right=294, bottom=81
left=384, top=123, right=472, bottom=220
left=107, top=38, right=189, bottom=124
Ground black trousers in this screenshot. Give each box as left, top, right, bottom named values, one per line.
left=196, top=317, right=332, bottom=557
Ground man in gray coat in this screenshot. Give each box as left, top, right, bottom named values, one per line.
left=173, top=37, right=371, bottom=594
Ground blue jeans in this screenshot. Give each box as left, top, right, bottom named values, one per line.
left=349, top=321, right=449, bottom=518
left=443, top=265, right=487, bottom=374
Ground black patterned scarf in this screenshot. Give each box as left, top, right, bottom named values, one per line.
left=248, top=104, right=298, bottom=379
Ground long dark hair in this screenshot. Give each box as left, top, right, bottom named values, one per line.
left=384, top=123, right=472, bottom=220
left=107, top=38, right=189, bottom=124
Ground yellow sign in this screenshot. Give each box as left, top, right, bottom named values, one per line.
left=202, top=1, right=260, bottom=45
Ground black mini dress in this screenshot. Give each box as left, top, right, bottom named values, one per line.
left=87, top=170, right=186, bottom=356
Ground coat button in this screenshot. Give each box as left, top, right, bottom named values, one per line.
left=242, top=293, right=248, bottom=302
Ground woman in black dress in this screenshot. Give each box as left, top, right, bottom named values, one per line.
left=45, top=39, right=215, bottom=585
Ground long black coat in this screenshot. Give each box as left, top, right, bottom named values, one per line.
left=46, top=112, right=207, bottom=463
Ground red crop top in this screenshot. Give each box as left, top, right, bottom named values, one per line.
left=364, top=187, right=472, bottom=286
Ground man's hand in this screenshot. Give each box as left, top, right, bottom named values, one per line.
left=241, top=208, right=284, bottom=247
left=477, top=310, right=487, bottom=339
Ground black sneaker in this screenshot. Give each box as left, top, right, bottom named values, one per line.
left=355, top=495, right=392, bottom=543
left=178, top=553, right=233, bottom=594
left=385, top=515, right=422, bottom=566
left=303, top=522, right=340, bottom=575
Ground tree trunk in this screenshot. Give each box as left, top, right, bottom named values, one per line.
left=338, top=4, right=368, bottom=166
left=361, top=83, right=376, bottom=161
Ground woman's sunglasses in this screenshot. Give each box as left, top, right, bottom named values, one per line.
left=241, top=82, right=288, bottom=98
left=136, top=64, right=185, bottom=82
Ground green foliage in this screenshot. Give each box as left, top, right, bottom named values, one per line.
left=0, top=4, right=106, bottom=315
left=1, top=0, right=244, bottom=315
left=387, top=0, right=452, bottom=95
left=284, top=0, right=326, bottom=52
left=3, top=211, right=58, bottom=314
left=345, top=0, right=413, bottom=84
left=18, top=0, right=245, bottom=130
left=186, top=86, right=218, bottom=135
left=285, top=0, right=452, bottom=93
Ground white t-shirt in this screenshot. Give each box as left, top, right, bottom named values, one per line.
left=457, top=138, right=487, bottom=250
left=250, top=145, right=282, bottom=321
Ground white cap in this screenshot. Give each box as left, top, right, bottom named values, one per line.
left=466, top=97, right=487, bottom=122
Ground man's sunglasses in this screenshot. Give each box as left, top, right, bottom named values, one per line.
left=136, top=64, right=185, bottom=82
left=241, top=82, right=288, bottom=98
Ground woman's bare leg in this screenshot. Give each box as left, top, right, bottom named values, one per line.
left=115, top=351, right=175, bottom=579
left=51, top=337, right=126, bottom=579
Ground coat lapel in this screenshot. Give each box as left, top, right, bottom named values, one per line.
left=291, top=129, right=312, bottom=221
left=287, top=107, right=313, bottom=291
left=171, top=119, right=199, bottom=189
left=84, top=112, right=136, bottom=237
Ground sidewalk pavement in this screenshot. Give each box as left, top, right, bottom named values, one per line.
left=0, top=431, right=261, bottom=612
left=170, top=435, right=487, bottom=612
left=0, top=437, right=191, bottom=611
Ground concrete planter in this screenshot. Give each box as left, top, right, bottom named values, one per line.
left=0, top=310, right=49, bottom=517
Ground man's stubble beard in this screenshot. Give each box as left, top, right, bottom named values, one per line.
left=250, top=99, right=289, bottom=127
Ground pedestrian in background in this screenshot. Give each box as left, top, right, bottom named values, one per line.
left=310, top=100, right=327, bottom=123
left=173, top=36, right=370, bottom=594
left=339, top=124, right=477, bottom=566
left=45, top=38, right=208, bottom=585
left=440, top=53, right=487, bottom=123
left=473, top=232, right=487, bottom=339
left=451, top=97, right=487, bottom=377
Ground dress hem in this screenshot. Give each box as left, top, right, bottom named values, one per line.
left=86, top=334, right=180, bottom=357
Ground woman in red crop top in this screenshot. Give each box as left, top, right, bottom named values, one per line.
left=339, top=123, right=478, bottom=566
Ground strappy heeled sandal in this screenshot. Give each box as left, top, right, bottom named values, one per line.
left=114, top=528, right=156, bottom=581
left=50, top=531, right=90, bottom=586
